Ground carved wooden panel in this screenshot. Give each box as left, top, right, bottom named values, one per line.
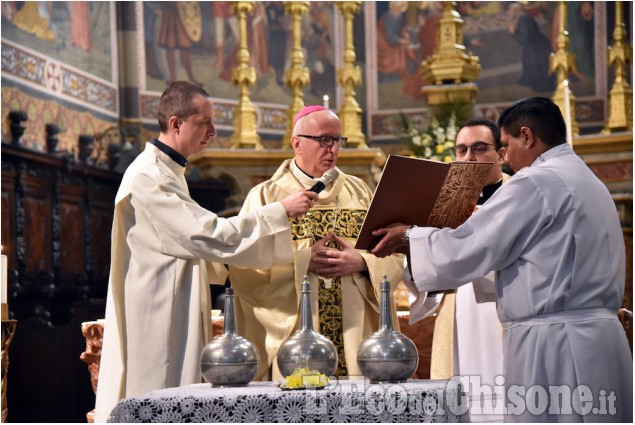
left=88, top=181, right=116, bottom=294
left=20, top=171, right=53, bottom=277
left=1, top=163, right=16, bottom=265
left=57, top=180, right=85, bottom=279
left=7, top=301, right=103, bottom=423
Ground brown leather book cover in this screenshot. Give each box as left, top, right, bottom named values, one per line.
left=355, top=155, right=493, bottom=253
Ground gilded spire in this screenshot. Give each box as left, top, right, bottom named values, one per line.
left=549, top=1, right=579, bottom=137
left=229, top=1, right=262, bottom=149
left=420, top=2, right=480, bottom=106
left=605, top=0, right=633, bottom=132
left=283, top=1, right=311, bottom=148
left=335, top=1, right=367, bottom=149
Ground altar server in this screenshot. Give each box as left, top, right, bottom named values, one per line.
left=371, top=97, right=632, bottom=422
left=409, top=118, right=508, bottom=422
left=94, top=82, right=317, bottom=422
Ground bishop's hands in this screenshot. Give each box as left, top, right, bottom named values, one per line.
left=309, top=233, right=366, bottom=278
left=281, top=189, right=319, bottom=217
left=370, top=223, right=409, bottom=258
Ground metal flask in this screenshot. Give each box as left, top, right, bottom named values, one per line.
left=276, top=276, right=338, bottom=377
left=200, top=287, right=260, bottom=386
left=357, top=276, right=419, bottom=383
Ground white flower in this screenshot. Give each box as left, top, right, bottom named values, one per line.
left=446, top=127, right=456, bottom=141
left=403, top=111, right=460, bottom=161
left=435, top=127, right=445, bottom=142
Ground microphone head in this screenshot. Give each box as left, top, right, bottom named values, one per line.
left=322, top=168, right=339, bottom=186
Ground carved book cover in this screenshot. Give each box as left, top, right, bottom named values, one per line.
left=355, top=155, right=493, bottom=253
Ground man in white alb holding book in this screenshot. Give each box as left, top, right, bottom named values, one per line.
left=408, top=118, right=508, bottom=422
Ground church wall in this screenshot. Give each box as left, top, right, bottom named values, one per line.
left=2, top=2, right=630, bottom=150
left=1, top=2, right=119, bottom=155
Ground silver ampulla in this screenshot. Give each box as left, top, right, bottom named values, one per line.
left=200, top=287, right=260, bottom=387
left=276, top=275, right=338, bottom=377
left=357, top=275, right=419, bottom=383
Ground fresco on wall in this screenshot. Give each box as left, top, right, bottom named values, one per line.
left=142, top=1, right=337, bottom=107
left=461, top=1, right=596, bottom=103
left=375, top=1, right=433, bottom=111
left=1, top=1, right=113, bottom=81
left=1, top=1, right=117, bottom=153
left=374, top=1, right=599, bottom=112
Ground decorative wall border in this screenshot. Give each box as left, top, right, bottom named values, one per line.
left=0, top=2, right=119, bottom=118
left=1, top=39, right=116, bottom=116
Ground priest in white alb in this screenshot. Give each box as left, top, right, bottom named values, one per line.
left=94, top=82, right=317, bottom=422
left=370, top=97, right=632, bottom=422
left=408, top=118, right=509, bottom=422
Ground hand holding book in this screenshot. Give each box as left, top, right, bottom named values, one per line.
left=355, top=155, right=492, bottom=256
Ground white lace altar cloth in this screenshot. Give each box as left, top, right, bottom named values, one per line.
left=107, top=378, right=466, bottom=423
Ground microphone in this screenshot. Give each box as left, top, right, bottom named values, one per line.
left=309, top=168, right=339, bottom=194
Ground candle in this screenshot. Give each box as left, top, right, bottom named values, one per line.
left=563, top=79, right=573, bottom=146
left=322, top=95, right=329, bottom=109
left=1, top=253, right=7, bottom=304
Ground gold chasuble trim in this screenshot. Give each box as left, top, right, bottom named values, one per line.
left=430, top=290, right=456, bottom=379
left=290, top=207, right=367, bottom=241
left=289, top=207, right=367, bottom=378
left=319, top=276, right=347, bottom=377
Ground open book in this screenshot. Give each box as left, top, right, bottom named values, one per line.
left=355, top=155, right=493, bottom=253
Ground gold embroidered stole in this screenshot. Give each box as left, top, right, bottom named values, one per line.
left=289, top=207, right=366, bottom=377
left=430, top=290, right=456, bottom=379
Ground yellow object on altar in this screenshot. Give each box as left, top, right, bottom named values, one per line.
left=284, top=367, right=329, bottom=389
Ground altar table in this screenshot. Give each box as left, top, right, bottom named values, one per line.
left=107, top=379, right=466, bottom=423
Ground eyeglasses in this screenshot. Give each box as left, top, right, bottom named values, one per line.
left=298, top=134, right=348, bottom=148
left=453, top=142, right=497, bottom=157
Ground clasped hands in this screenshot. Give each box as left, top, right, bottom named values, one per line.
left=309, top=233, right=366, bottom=278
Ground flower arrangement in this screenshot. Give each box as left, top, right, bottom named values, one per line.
left=403, top=113, right=458, bottom=163
left=401, top=98, right=472, bottom=163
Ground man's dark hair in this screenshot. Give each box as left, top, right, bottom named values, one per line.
left=497, top=97, right=566, bottom=147
left=158, top=81, right=211, bottom=133
left=459, top=118, right=501, bottom=149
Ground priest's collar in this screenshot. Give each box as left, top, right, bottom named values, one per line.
left=148, top=138, right=188, bottom=167
left=291, top=159, right=315, bottom=180
left=478, top=178, right=503, bottom=205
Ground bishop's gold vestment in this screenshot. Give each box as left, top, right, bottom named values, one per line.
left=229, top=159, right=404, bottom=380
